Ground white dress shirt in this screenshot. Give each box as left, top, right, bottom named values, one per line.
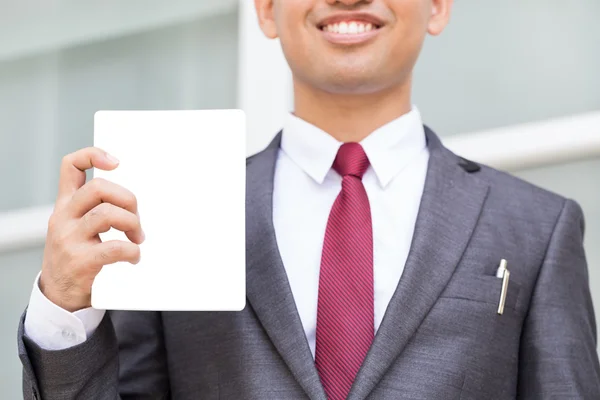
left=24, top=107, right=429, bottom=354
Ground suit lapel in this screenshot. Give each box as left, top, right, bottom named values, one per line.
left=348, top=128, right=490, bottom=400
left=245, top=133, right=327, bottom=400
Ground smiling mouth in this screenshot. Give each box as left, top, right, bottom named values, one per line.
left=317, top=20, right=383, bottom=46
left=318, top=21, right=382, bottom=35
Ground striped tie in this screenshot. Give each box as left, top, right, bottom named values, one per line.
left=315, top=142, right=374, bottom=400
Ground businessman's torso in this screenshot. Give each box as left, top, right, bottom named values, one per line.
left=110, top=129, right=566, bottom=400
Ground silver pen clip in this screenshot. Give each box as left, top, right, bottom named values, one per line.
left=497, top=259, right=510, bottom=315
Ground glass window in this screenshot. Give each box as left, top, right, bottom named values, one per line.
left=0, top=12, right=238, bottom=213
left=413, top=1, right=600, bottom=135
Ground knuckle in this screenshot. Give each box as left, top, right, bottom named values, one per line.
left=99, top=202, right=113, bottom=213
left=92, top=202, right=111, bottom=218
left=90, top=177, right=106, bottom=191
left=98, top=250, right=110, bottom=261
left=61, top=154, right=74, bottom=167
left=84, top=204, right=108, bottom=229
left=124, top=190, right=138, bottom=210
left=86, top=178, right=106, bottom=199
left=107, top=242, right=123, bottom=258
left=83, top=203, right=112, bottom=232
left=47, top=214, right=59, bottom=232
left=87, top=206, right=102, bottom=219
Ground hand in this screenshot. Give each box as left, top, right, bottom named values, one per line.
left=39, top=148, right=145, bottom=312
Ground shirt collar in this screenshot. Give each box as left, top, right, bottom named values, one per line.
left=281, top=106, right=427, bottom=187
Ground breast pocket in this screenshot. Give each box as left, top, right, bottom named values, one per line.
left=440, top=273, right=523, bottom=314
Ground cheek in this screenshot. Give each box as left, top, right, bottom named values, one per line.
left=274, top=5, right=313, bottom=61
left=387, top=1, right=431, bottom=60
left=278, top=29, right=311, bottom=73
left=390, top=0, right=432, bottom=32
left=277, top=22, right=318, bottom=74
left=273, top=0, right=313, bottom=38
left=389, top=25, right=427, bottom=65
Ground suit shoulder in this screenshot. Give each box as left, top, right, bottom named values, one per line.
left=247, top=132, right=283, bottom=167
left=246, top=153, right=258, bottom=166
left=246, top=146, right=267, bottom=167
left=463, top=158, right=568, bottom=223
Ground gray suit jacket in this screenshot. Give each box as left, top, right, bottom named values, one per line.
left=18, top=128, right=600, bottom=399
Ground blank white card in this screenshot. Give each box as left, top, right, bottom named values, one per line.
left=91, top=110, right=246, bottom=311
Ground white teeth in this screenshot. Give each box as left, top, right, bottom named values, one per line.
left=323, top=21, right=377, bottom=34
left=348, top=22, right=358, bottom=34
left=338, top=22, right=348, bottom=34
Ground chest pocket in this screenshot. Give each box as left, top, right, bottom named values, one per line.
left=440, top=273, right=523, bottom=314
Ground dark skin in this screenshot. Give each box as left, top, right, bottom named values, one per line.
left=255, top=0, right=454, bottom=143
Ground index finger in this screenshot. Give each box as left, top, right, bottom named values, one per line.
left=57, top=147, right=120, bottom=202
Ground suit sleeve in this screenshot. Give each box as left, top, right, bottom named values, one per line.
left=518, top=199, right=600, bottom=398
left=19, top=309, right=170, bottom=399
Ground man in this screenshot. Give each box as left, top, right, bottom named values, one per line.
left=17, top=0, right=600, bottom=398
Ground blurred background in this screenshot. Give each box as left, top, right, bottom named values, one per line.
left=1, top=0, right=599, bottom=396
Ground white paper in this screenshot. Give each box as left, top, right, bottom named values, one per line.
left=91, top=110, right=246, bottom=311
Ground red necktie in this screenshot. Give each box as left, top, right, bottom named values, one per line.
left=315, top=143, right=374, bottom=400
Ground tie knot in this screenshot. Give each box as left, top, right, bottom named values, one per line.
left=333, top=143, right=370, bottom=179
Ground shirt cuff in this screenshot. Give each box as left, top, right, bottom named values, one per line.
left=23, top=272, right=106, bottom=351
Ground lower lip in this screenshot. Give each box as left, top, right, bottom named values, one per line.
left=319, top=28, right=382, bottom=45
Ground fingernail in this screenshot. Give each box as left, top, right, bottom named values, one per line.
left=105, top=152, right=120, bottom=164
left=141, top=230, right=146, bottom=242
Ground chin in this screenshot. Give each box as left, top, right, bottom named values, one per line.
left=309, top=54, right=396, bottom=94
left=291, top=57, right=406, bottom=96
left=318, top=72, right=389, bottom=95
